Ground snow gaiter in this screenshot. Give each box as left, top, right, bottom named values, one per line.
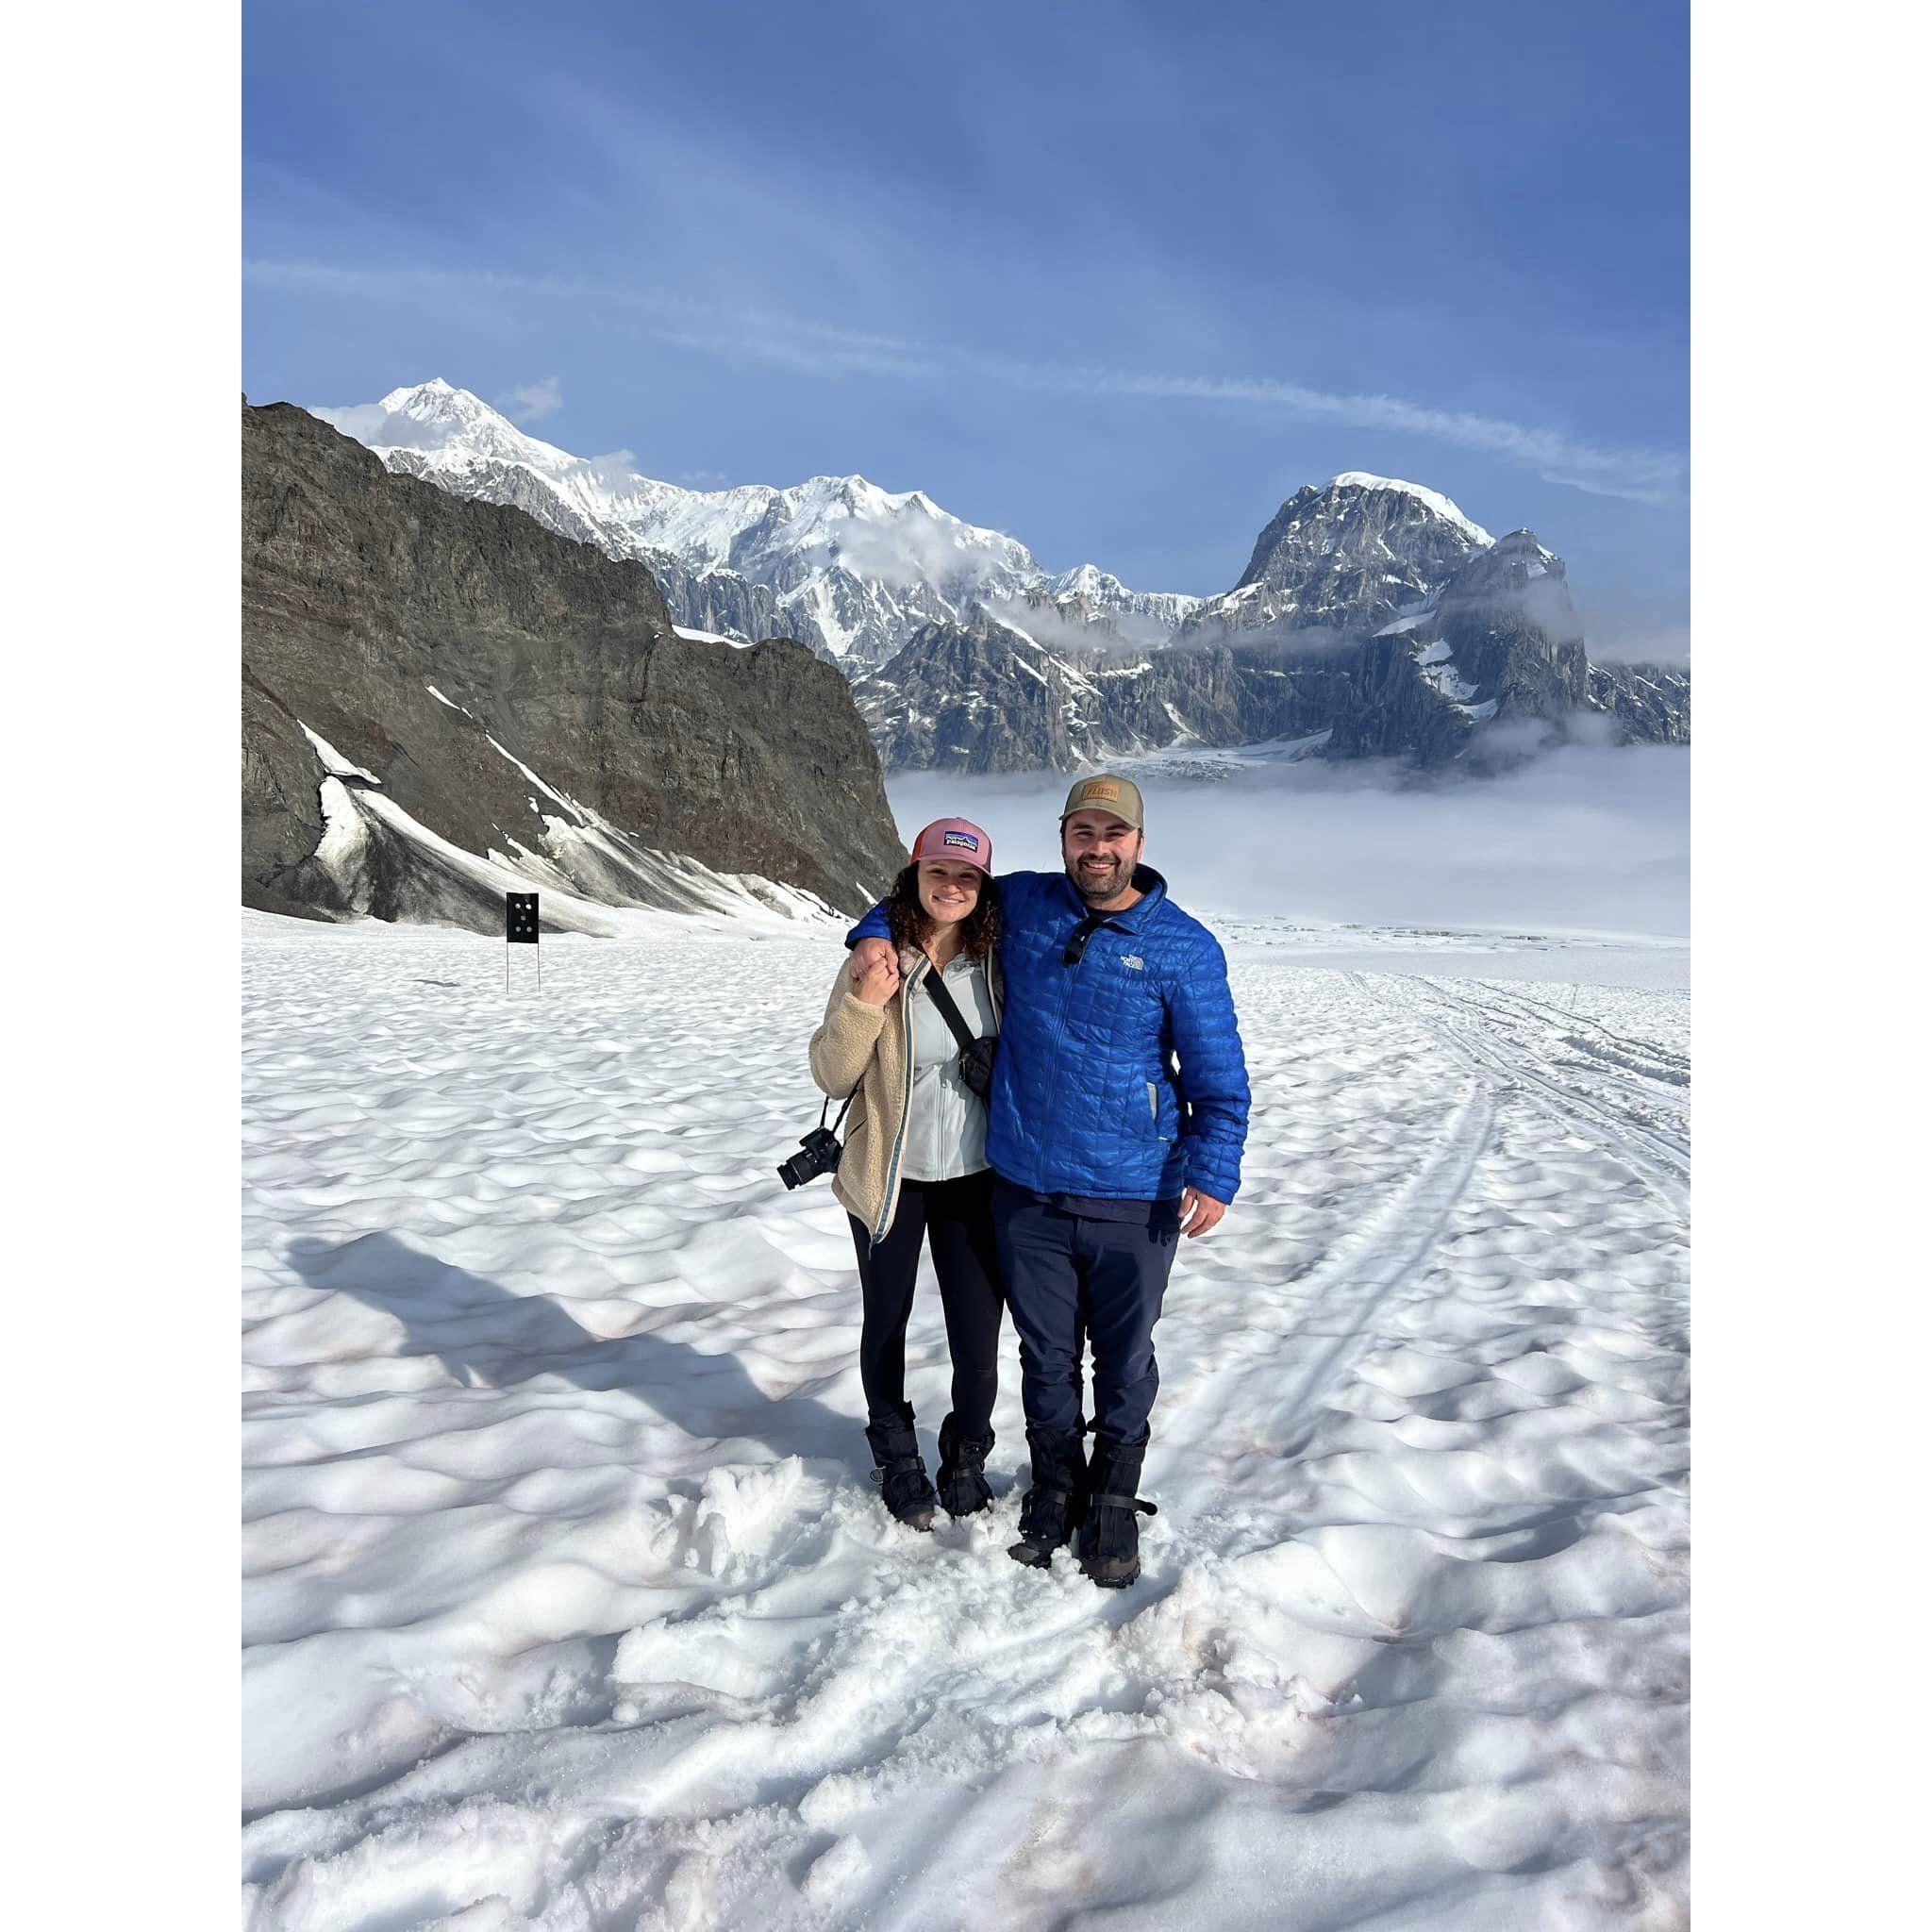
left=1008, top=1425, right=1087, bottom=1566
left=865, top=1405, right=937, bottom=1532
left=1076, top=1438, right=1158, bottom=1589
left=935, top=1412, right=995, bottom=1518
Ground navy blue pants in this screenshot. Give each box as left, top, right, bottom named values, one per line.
left=991, top=1178, right=1181, bottom=1448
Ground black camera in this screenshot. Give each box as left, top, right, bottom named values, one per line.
left=776, top=1124, right=844, bottom=1191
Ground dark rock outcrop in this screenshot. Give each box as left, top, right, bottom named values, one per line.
left=242, top=401, right=905, bottom=929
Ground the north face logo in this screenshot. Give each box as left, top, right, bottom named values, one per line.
left=1121, top=955, right=1144, bottom=971
left=941, top=831, right=980, bottom=851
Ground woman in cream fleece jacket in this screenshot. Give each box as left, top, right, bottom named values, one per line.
left=809, top=818, right=1007, bottom=1532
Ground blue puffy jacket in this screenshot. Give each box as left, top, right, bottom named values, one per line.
left=849, top=865, right=1251, bottom=1204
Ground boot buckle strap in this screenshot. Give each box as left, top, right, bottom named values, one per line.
left=1089, top=1490, right=1158, bottom=1515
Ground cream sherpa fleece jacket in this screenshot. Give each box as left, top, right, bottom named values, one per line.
left=808, top=944, right=1003, bottom=1244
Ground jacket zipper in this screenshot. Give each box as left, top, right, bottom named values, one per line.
left=1037, top=916, right=1096, bottom=1179
left=872, top=955, right=924, bottom=1248
left=874, top=955, right=1001, bottom=1243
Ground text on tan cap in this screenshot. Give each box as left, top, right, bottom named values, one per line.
left=1058, top=773, right=1145, bottom=829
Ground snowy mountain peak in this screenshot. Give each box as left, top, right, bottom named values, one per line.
left=381, top=375, right=459, bottom=407
left=1489, top=527, right=1557, bottom=561
left=1181, top=470, right=1498, bottom=642
left=1324, top=473, right=1494, bottom=548
left=378, top=377, right=500, bottom=429
left=1053, top=563, right=1111, bottom=597
left=332, top=380, right=577, bottom=475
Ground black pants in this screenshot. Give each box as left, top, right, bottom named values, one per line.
left=849, top=1170, right=1005, bottom=1436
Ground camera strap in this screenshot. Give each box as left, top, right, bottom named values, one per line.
left=822, top=1080, right=860, bottom=1134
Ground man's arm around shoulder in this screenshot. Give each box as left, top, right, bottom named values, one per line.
left=845, top=870, right=1047, bottom=979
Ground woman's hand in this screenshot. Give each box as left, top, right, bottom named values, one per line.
left=851, top=945, right=901, bottom=1006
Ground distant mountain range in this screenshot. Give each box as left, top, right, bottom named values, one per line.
left=324, top=381, right=1689, bottom=774
left=319, top=380, right=1198, bottom=670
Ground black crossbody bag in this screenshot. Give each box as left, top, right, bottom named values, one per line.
left=921, top=965, right=997, bottom=1102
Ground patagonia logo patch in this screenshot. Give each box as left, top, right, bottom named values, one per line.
left=1121, top=955, right=1145, bottom=972
left=941, top=831, right=980, bottom=851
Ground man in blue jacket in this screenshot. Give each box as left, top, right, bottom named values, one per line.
left=847, top=773, right=1251, bottom=1587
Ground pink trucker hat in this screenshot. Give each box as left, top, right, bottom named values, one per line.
left=909, top=817, right=993, bottom=874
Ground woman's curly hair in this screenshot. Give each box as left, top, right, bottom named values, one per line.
left=885, top=863, right=1001, bottom=961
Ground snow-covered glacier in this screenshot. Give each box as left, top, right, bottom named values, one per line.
left=242, top=914, right=1689, bottom=1928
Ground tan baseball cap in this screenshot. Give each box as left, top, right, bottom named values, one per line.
left=1059, top=772, right=1145, bottom=829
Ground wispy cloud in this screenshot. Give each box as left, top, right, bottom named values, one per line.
left=245, top=257, right=1684, bottom=506
left=983, top=363, right=1686, bottom=507
left=493, top=375, right=562, bottom=423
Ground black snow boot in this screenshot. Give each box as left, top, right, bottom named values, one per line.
left=1008, top=1425, right=1088, bottom=1567
left=865, top=1407, right=937, bottom=1532
left=935, top=1413, right=995, bottom=1518
left=1076, top=1439, right=1158, bottom=1589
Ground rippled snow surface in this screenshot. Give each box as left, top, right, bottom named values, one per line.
left=242, top=916, right=1689, bottom=1930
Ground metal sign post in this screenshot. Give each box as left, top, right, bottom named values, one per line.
left=505, top=891, right=540, bottom=992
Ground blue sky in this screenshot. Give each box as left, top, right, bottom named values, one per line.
left=243, top=0, right=1689, bottom=654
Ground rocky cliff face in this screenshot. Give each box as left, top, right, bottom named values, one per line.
left=1324, top=531, right=1589, bottom=759
left=242, top=400, right=906, bottom=929
left=853, top=609, right=1174, bottom=773
left=1587, top=661, right=1692, bottom=744
left=859, top=615, right=1357, bottom=774
left=1182, top=474, right=1495, bottom=642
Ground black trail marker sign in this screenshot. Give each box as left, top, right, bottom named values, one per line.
left=505, top=891, right=540, bottom=991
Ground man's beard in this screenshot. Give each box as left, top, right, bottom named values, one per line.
left=1069, top=855, right=1130, bottom=903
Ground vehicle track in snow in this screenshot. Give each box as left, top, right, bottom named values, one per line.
left=1162, top=1071, right=1498, bottom=1473
left=1470, top=982, right=1690, bottom=1084
left=1418, top=977, right=1690, bottom=1170
left=1352, top=972, right=1690, bottom=1218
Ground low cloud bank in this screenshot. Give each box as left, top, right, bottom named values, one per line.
left=1585, top=625, right=1692, bottom=665
left=982, top=598, right=1174, bottom=656
left=888, top=745, right=1689, bottom=939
